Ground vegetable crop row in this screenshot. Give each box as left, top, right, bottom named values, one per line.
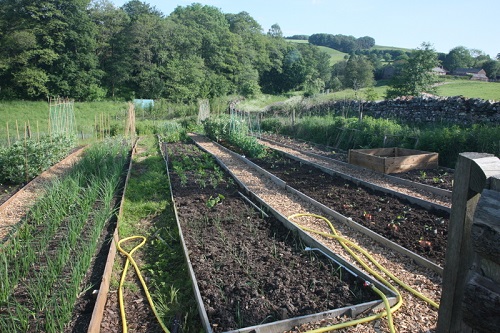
left=0, top=138, right=130, bottom=332
left=0, top=135, right=75, bottom=184
left=203, top=115, right=267, bottom=158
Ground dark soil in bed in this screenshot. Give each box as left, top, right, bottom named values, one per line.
left=248, top=151, right=449, bottom=266
left=167, top=141, right=379, bottom=332
left=260, top=133, right=454, bottom=191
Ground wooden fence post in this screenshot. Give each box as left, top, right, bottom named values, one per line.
left=437, top=152, right=500, bottom=333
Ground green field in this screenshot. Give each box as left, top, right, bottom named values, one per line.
left=0, top=100, right=128, bottom=142
left=436, top=81, right=500, bottom=101
left=286, top=39, right=347, bottom=65
left=1, top=78, right=498, bottom=142
left=372, top=45, right=413, bottom=52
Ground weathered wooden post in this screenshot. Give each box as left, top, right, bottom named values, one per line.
left=437, top=152, right=500, bottom=333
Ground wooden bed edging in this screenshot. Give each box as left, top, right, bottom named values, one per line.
left=183, top=134, right=398, bottom=333
left=279, top=149, right=451, bottom=215
left=258, top=136, right=452, bottom=200
left=197, top=134, right=443, bottom=275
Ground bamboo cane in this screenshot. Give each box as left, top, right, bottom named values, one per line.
left=6, top=122, right=10, bottom=147
left=24, top=123, right=28, bottom=183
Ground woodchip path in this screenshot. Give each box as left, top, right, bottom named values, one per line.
left=0, top=147, right=85, bottom=243
left=190, top=133, right=441, bottom=333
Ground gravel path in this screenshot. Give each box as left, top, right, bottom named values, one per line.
left=0, top=147, right=85, bottom=243
left=190, top=134, right=440, bottom=333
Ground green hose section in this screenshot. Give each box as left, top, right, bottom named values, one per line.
left=117, top=236, right=170, bottom=333
left=288, top=213, right=439, bottom=332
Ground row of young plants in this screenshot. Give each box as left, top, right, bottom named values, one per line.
left=261, top=115, right=500, bottom=168
left=0, top=134, right=75, bottom=184
left=203, top=115, right=267, bottom=158
left=0, top=138, right=130, bottom=332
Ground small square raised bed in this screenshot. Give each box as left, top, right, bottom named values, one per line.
left=348, top=147, right=438, bottom=174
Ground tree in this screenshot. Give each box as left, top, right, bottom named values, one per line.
left=0, top=0, right=106, bottom=100
left=260, top=45, right=307, bottom=94
left=267, top=23, right=283, bottom=38
left=225, top=11, right=269, bottom=96
left=343, top=54, right=374, bottom=90
left=357, top=36, right=375, bottom=49
left=330, top=55, right=374, bottom=90
left=386, top=42, right=440, bottom=99
left=481, top=60, right=500, bottom=79
left=443, top=46, right=473, bottom=73
left=125, top=13, right=170, bottom=98
left=89, top=0, right=131, bottom=98
left=169, top=4, right=243, bottom=97
left=121, top=0, right=163, bottom=20
left=295, top=43, right=331, bottom=84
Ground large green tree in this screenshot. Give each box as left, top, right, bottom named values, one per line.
left=481, top=59, right=500, bottom=79
left=0, top=0, right=103, bottom=100
left=343, top=54, right=374, bottom=90
left=443, top=46, right=474, bottom=73
left=89, top=0, right=131, bottom=98
left=386, top=43, right=440, bottom=99
left=168, top=4, right=243, bottom=98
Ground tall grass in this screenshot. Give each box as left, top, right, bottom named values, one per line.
left=262, top=115, right=499, bottom=168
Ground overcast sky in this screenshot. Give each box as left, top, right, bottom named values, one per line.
left=112, top=0, right=499, bottom=58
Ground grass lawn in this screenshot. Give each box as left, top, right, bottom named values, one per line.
left=436, top=81, right=500, bottom=101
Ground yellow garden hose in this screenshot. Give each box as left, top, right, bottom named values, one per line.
left=288, top=213, right=439, bottom=333
left=117, top=236, right=170, bottom=333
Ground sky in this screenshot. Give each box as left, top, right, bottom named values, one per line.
left=111, top=0, right=499, bottom=58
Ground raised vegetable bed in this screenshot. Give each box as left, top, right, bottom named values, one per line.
left=164, top=141, right=397, bottom=333
left=348, top=147, right=438, bottom=174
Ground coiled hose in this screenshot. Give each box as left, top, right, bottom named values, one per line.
left=288, top=213, right=439, bottom=333
left=117, top=236, right=170, bottom=333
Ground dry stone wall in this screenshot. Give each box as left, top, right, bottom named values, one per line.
left=294, top=96, right=500, bottom=125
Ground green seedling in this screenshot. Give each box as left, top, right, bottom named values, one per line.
left=206, top=194, right=225, bottom=208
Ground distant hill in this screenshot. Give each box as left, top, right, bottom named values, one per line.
left=286, top=39, right=347, bottom=65
left=372, top=45, right=413, bottom=52
left=286, top=39, right=413, bottom=65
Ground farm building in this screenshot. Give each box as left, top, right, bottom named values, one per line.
left=453, top=68, right=489, bottom=81
left=432, top=67, right=447, bottom=75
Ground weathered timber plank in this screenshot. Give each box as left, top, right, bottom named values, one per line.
left=472, top=189, right=500, bottom=265
left=348, top=150, right=385, bottom=173
left=437, top=153, right=485, bottom=333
